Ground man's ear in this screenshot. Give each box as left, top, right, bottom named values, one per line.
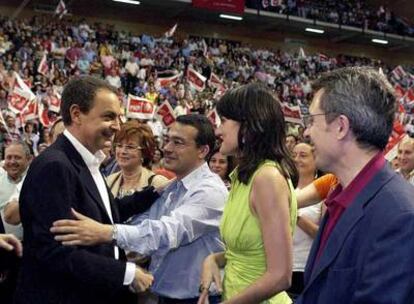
left=199, top=145, right=210, bottom=160
left=69, top=104, right=82, bottom=125
left=336, top=114, right=351, bottom=140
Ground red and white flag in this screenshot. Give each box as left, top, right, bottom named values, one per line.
left=8, top=72, right=36, bottom=113
left=55, top=0, right=67, bottom=19
left=318, top=53, right=329, bottom=62
left=21, top=99, right=38, bottom=123
left=126, top=94, right=155, bottom=120
left=209, top=72, right=225, bottom=90
left=37, top=53, right=49, bottom=76
left=38, top=101, right=57, bottom=128
left=282, top=104, right=303, bottom=125
left=384, top=121, right=407, bottom=160
left=394, top=84, right=406, bottom=100
left=187, top=67, right=206, bottom=92
left=391, top=65, right=407, bottom=81
left=47, top=91, right=62, bottom=113
left=155, top=72, right=182, bottom=89
left=156, top=101, right=176, bottom=127
left=164, top=23, right=178, bottom=38
left=207, top=108, right=221, bottom=129
left=201, top=39, right=208, bottom=57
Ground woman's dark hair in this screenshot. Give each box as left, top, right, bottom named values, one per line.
left=216, top=83, right=298, bottom=186
left=208, top=146, right=236, bottom=181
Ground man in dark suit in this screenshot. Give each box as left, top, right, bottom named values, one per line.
left=15, top=76, right=156, bottom=304
left=0, top=218, right=22, bottom=303
left=297, top=67, right=414, bottom=303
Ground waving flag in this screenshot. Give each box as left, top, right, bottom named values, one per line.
left=391, top=65, right=407, bottom=81
left=187, top=67, right=206, bottom=92
left=55, top=0, right=67, bottom=19
left=126, top=94, right=155, bottom=120
left=155, top=72, right=182, bottom=89
left=37, top=53, right=49, bottom=76
left=164, top=23, right=178, bottom=38
left=156, top=101, right=176, bottom=127
left=8, top=73, right=36, bottom=113
left=209, top=72, right=225, bottom=90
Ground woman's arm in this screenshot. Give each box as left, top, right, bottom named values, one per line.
left=297, top=203, right=326, bottom=239
left=198, top=252, right=226, bottom=304
left=296, top=183, right=321, bottom=209
left=223, top=166, right=293, bottom=304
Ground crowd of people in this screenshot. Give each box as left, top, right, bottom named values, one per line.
left=246, top=0, right=414, bottom=37
left=1, top=11, right=414, bottom=304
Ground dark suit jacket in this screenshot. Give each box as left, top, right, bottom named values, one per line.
left=297, top=164, right=414, bottom=304
left=14, top=135, right=159, bottom=304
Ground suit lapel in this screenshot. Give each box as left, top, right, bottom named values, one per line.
left=55, top=135, right=112, bottom=223
left=303, top=165, right=396, bottom=293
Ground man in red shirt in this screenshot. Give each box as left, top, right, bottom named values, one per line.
left=297, top=67, right=414, bottom=303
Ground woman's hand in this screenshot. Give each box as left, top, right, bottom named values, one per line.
left=197, top=253, right=223, bottom=304
left=50, top=209, right=112, bottom=246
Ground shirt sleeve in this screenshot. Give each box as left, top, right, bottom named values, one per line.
left=123, top=262, right=136, bottom=285
left=313, top=174, right=338, bottom=200
left=115, top=186, right=226, bottom=256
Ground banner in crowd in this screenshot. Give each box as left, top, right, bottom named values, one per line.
left=391, top=65, right=407, bottom=81
left=282, top=104, right=303, bottom=125
left=8, top=73, right=36, bottom=113
left=126, top=94, right=155, bottom=120
left=37, top=53, right=49, bottom=76
left=209, top=72, right=225, bottom=90
left=21, top=100, right=38, bottom=122
left=155, top=72, right=182, bottom=89
left=47, top=91, right=62, bottom=113
left=55, top=0, right=67, bottom=19
left=207, top=108, right=221, bottom=128
left=192, top=0, right=245, bottom=14
left=38, top=100, right=57, bottom=128
left=187, top=67, right=206, bottom=92
left=156, top=101, right=176, bottom=127
left=385, top=120, right=407, bottom=160
left=164, top=23, right=178, bottom=38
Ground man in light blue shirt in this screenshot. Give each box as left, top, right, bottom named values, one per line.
left=117, top=115, right=228, bottom=302
left=51, top=114, right=228, bottom=303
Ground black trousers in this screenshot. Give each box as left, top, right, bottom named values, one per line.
left=287, top=271, right=305, bottom=300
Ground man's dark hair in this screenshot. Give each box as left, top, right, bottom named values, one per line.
left=312, top=67, right=396, bottom=150
left=176, top=114, right=216, bottom=159
left=61, top=76, right=118, bottom=126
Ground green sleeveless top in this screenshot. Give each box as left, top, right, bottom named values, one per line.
left=220, top=160, right=297, bottom=304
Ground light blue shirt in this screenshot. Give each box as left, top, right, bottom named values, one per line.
left=116, top=162, right=228, bottom=299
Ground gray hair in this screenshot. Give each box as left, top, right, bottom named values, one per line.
left=312, top=67, right=396, bottom=150
left=6, top=140, right=32, bottom=158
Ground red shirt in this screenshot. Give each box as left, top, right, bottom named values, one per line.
left=314, top=152, right=385, bottom=265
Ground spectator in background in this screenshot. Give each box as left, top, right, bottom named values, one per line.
left=397, top=136, right=414, bottom=184
left=208, top=146, right=235, bottom=189
left=286, top=134, right=298, bottom=153
left=105, top=68, right=122, bottom=89
left=287, top=142, right=324, bottom=299
left=107, top=120, right=168, bottom=198
left=124, top=55, right=139, bottom=93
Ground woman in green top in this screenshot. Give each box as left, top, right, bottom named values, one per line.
left=198, top=83, right=298, bottom=304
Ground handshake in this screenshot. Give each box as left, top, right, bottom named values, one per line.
left=130, top=266, right=154, bottom=293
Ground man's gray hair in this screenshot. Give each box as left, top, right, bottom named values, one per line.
left=312, top=67, right=396, bottom=150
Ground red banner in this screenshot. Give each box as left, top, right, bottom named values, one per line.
left=155, top=72, right=182, bottom=89
left=282, top=104, right=303, bottom=125
left=126, top=95, right=155, bottom=120
left=187, top=67, right=206, bottom=92
left=192, top=0, right=245, bottom=14
left=156, top=101, right=176, bottom=127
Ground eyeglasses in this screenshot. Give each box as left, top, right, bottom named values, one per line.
left=303, top=113, right=331, bottom=127
left=114, top=143, right=142, bottom=152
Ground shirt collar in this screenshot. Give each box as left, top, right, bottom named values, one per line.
left=180, top=162, right=209, bottom=190
left=325, top=151, right=385, bottom=209
left=63, top=129, right=106, bottom=170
